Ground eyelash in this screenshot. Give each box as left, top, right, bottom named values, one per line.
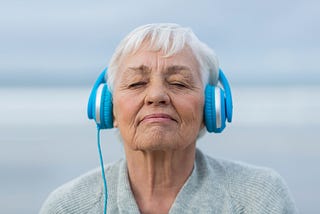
left=128, top=82, right=147, bottom=88
left=127, top=81, right=189, bottom=89
left=170, top=82, right=187, bottom=88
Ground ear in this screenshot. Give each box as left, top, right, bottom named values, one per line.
left=113, top=111, right=118, bottom=128
left=200, top=121, right=205, bottom=129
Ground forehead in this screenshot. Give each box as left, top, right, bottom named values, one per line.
left=119, top=46, right=200, bottom=76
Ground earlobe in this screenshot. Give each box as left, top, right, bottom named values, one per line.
left=200, top=121, right=205, bottom=129
left=113, top=120, right=118, bottom=128
left=113, top=112, right=118, bottom=128
left=198, top=115, right=205, bottom=131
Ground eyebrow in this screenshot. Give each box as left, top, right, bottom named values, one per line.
left=126, top=65, right=192, bottom=75
left=127, top=65, right=151, bottom=75
left=166, top=65, right=195, bottom=81
left=166, top=65, right=192, bottom=74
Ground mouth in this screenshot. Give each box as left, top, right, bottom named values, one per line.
left=139, top=113, right=177, bottom=125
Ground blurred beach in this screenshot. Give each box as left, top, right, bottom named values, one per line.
left=1, top=0, right=320, bottom=213
left=1, top=85, right=319, bottom=213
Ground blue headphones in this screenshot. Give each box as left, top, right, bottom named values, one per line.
left=87, top=67, right=233, bottom=133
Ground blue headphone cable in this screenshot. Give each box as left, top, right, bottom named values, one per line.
left=97, top=127, right=108, bottom=214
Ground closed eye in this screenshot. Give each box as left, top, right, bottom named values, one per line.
left=128, top=82, right=147, bottom=88
left=170, top=82, right=188, bottom=88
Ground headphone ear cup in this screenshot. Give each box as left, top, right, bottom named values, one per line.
left=87, top=70, right=107, bottom=120
left=99, top=85, right=113, bottom=129
left=87, top=69, right=114, bottom=129
left=204, top=85, right=226, bottom=133
left=204, top=85, right=215, bottom=132
left=219, top=88, right=227, bottom=131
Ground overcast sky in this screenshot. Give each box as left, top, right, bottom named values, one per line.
left=1, top=0, right=319, bottom=86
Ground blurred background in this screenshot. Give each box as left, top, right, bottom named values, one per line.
left=1, top=0, right=319, bottom=213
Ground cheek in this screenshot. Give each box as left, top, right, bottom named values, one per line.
left=113, top=93, right=142, bottom=128
left=113, top=95, right=130, bottom=127
left=178, top=95, right=204, bottom=126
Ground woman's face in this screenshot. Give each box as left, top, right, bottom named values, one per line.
left=112, top=46, right=204, bottom=152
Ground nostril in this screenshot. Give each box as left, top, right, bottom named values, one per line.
left=146, top=99, right=167, bottom=105
left=145, top=95, right=170, bottom=106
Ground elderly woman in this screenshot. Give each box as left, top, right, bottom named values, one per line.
left=40, top=23, right=297, bottom=213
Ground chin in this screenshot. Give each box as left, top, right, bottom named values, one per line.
left=126, top=127, right=197, bottom=152
left=132, top=134, right=188, bottom=152
left=137, top=143, right=179, bottom=152
left=130, top=133, right=168, bottom=150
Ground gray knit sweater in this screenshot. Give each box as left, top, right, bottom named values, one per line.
left=40, top=149, right=298, bottom=213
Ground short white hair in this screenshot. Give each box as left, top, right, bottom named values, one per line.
left=107, top=23, right=219, bottom=92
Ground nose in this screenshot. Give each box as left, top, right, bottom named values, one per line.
left=145, top=80, right=170, bottom=106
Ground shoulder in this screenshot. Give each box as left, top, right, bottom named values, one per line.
left=196, top=149, right=298, bottom=213
left=39, top=168, right=103, bottom=214
left=40, top=160, right=123, bottom=214
left=196, top=149, right=281, bottom=184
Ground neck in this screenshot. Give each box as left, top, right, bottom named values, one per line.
left=124, top=144, right=196, bottom=214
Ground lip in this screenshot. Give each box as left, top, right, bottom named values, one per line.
left=139, top=113, right=176, bottom=125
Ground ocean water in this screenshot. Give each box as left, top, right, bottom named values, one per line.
left=1, top=85, right=319, bottom=213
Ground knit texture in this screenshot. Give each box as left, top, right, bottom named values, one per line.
left=40, top=149, right=298, bottom=213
